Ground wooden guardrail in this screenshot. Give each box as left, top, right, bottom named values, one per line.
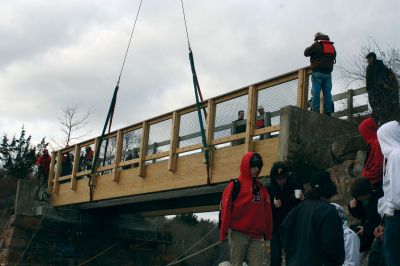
left=48, top=67, right=369, bottom=199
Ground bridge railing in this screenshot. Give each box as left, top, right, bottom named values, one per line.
left=48, top=67, right=369, bottom=196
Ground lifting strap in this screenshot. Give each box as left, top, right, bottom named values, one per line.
left=180, top=0, right=211, bottom=183
left=89, top=0, right=143, bottom=201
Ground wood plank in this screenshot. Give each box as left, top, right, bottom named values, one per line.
left=347, top=89, right=354, bottom=121
left=168, top=112, right=180, bottom=172
left=245, top=86, right=257, bottom=153
left=119, top=158, right=140, bottom=167
left=254, top=125, right=280, bottom=135
left=112, top=130, right=123, bottom=183
left=47, top=152, right=56, bottom=193
left=70, top=145, right=80, bottom=191
left=76, top=170, right=91, bottom=177
left=205, top=99, right=216, bottom=183
left=332, top=104, right=368, bottom=118
left=212, top=133, right=246, bottom=145
left=255, top=72, right=298, bottom=91
left=148, top=113, right=173, bottom=126
left=91, top=137, right=100, bottom=187
left=296, top=68, right=310, bottom=108
left=144, top=151, right=169, bottom=161
left=139, top=121, right=149, bottom=177
left=53, top=151, right=63, bottom=194
left=176, top=143, right=204, bottom=154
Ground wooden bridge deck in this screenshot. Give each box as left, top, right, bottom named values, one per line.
left=48, top=66, right=368, bottom=208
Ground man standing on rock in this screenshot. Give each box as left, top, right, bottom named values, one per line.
left=220, top=152, right=273, bottom=266
left=365, top=52, right=400, bottom=125
left=304, top=32, right=336, bottom=115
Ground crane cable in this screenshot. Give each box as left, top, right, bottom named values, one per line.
left=180, top=0, right=211, bottom=184
left=89, top=0, right=143, bottom=201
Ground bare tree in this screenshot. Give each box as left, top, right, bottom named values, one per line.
left=52, top=103, right=92, bottom=148
left=339, top=37, right=400, bottom=88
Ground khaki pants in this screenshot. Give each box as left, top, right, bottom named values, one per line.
left=229, top=229, right=265, bottom=266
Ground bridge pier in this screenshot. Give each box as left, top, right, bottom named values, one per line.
left=0, top=180, right=170, bottom=265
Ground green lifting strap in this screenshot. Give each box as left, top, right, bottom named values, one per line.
left=188, top=48, right=210, bottom=182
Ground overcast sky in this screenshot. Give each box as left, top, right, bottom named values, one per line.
left=1, top=0, right=399, bottom=147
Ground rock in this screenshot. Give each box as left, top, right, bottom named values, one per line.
left=353, top=150, right=367, bottom=178
left=331, top=135, right=367, bottom=164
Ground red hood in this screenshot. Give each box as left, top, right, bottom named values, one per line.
left=239, top=152, right=262, bottom=183
left=359, top=118, right=378, bottom=145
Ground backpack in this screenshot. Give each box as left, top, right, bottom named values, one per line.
left=218, top=179, right=240, bottom=228
left=320, top=40, right=335, bottom=57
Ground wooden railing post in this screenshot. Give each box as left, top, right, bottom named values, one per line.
left=347, top=89, right=354, bottom=121
left=47, top=152, right=56, bottom=194
left=91, top=137, right=100, bottom=187
left=139, top=121, right=149, bottom=177
left=70, top=145, right=80, bottom=191
left=113, top=130, right=123, bottom=182
left=168, top=112, right=180, bottom=172
left=206, top=99, right=216, bottom=183
left=245, top=86, right=257, bottom=153
left=296, top=68, right=309, bottom=109
left=53, top=151, right=62, bottom=194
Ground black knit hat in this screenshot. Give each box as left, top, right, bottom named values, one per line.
left=270, top=161, right=289, bottom=179
left=250, top=153, right=263, bottom=169
left=310, top=171, right=333, bottom=189
left=366, top=52, right=377, bottom=60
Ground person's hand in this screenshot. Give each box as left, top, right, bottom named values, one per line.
left=299, top=192, right=305, bottom=201
left=274, top=198, right=282, bottom=208
left=356, top=226, right=364, bottom=236
left=349, top=199, right=358, bottom=208
left=374, top=226, right=384, bottom=240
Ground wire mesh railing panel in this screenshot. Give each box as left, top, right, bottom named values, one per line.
left=60, top=150, right=74, bottom=178
left=121, top=129, right=142, bottom=163
left=214, top=95, right=248, bottom=140
left=78, top=144, right=95, bottom=173
left=147, top=119, right=172, bottom=155
left=99, top=136, right=117, bottom=167
left=257, top=79, right=298, bottom=125
left=179, top=110, right=206, bottom=148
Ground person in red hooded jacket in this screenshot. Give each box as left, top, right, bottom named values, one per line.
left=220, top=152, right=273, bottom=266
left=358, top=117, right=384, bottom=188
left=36, top=149, right=51, bottom=184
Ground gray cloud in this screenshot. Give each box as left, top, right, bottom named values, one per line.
left=1, top=0, right=399, bottom=145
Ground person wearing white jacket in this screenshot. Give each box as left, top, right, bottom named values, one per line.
left=377, top=120, right=400, bottom=265
left=331, top=203, right=360, bottom=266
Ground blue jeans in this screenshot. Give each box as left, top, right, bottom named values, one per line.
left=311, top=72, right=333, bottom=114
left=384, top=211, right=400, bottom=265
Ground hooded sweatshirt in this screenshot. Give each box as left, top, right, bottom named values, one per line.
left=219, top=152, right=273, bottom=241
left=359, top=118, right=384, bottom=185
left=377, top=121, right=400, bottom=216
left=331, top=203, right=361, bottom=266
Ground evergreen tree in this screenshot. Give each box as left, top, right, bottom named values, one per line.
left=0, top=127, right=47, bottom=179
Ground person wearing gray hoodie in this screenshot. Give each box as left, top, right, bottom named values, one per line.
left=377, top=120, right=400, bottom=265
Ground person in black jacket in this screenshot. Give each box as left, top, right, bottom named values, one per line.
left=267, top=162, right=303, bottom=266
left=348, top=178, right=382, bottom=253
left=280, top=170, right=345, bottom=266
left=365, top=52, right=400, bottom=125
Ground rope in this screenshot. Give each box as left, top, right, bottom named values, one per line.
left=89, top=0, right=143, bottom=200
left=180, top=0, right=191, bottom=50
left=15, top=209, right=47, bottom=266
left=169, top=223, right=218, bottom=264
left=77, top=240, right=121, bottom=266
left=166, top=240, right=222, bottom=266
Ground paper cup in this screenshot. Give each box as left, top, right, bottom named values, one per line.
left=295, top=189, right=302, bottom=199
